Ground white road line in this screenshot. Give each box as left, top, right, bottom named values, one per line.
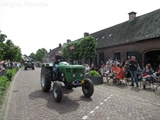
left=100, top=102, right=103, bottom=105
left=89, top=111, right=94, bottom=114
left=82, top=115, right=88, bottom=120
left=95, top=106, right=99, bottom=109
left=82, top=95, right=113, bottom=119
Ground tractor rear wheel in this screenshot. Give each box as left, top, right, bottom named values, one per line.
left=82, top=78, right=94, bottom=98
left=52, top=81, right=62, bottom=102
left=40, top=68, right=51, bottom=92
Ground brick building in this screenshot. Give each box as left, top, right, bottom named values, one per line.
left=89, top=9, right=160, bottom=70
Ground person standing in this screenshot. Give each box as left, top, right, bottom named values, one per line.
left=129, top=56, right=139, bottom=87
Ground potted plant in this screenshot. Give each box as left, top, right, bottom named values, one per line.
left=86, top=70, right=103, bottom=85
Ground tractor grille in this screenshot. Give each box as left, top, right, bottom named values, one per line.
left=72, top=68, right=84, bottom=73
left=72, top=68, right=78, bottom=73
left=66, top=68, right=71, bottom=73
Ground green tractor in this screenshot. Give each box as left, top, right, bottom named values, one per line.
left=24, top=61, right=35, bottom=70
left=40, top=61, right=94, bottom=102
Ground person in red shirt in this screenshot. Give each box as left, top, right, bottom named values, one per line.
left=111, top=62, right=119, bottom=74
left=116, top=64, right=124, bottom=79
left=110, top=62, right=119, bottom=83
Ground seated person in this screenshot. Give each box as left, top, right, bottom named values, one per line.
left=54, top=51, right=66, bottom=76
left=99, top=64, right=105, bottom=76
left=110, top=63, right=119, bottom=83
left=116, top=64, right=124, bottom=79
left=142, top=65, right=153, bottom=89
left=156, top=64, right=160, bottom=76
left=152, top=67, right=160, bottom=78
left=85, top=64, right=90, bottom=74
left=111, top=63, right=119, bottom=76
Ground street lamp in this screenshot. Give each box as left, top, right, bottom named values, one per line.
left=70, top=45, right=74, bottom=64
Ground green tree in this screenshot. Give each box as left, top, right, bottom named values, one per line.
left=62, top=36, right=97, bottom=63
left=29, top=52, right=36, bottom=61
left=0, top=34, right=7, bottom=59
left=79, top=36, right=97, bottom=62
left=35, top=48, right=48, bottom=62
left=12, top=46, right=22, bottom=62
left=3, top=40, right=22, bottom=62
left=62, top=41, right=80, bottom=61
left=3, top=40, right=14, bottom=61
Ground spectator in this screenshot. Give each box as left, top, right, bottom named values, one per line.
left=142, top=65, right=153, bottom=89
left=99, top=64, right=105, bottom=76
left=129, top=56, right=139, bottom=87
left=85, top=64, right=90, bottom=74
left=152, top=64, right=160, bottom=78
left=2, top=60, right=7, bottom=69
left=106, top=62, right=112, bottom=73
left=147, top=63, right=154, bottom=73
left=111, top=62, right=119, bottom=74
left=90, top=63, right=96, bottom=71
left=0, top=61, right=6, bottom=72
left=115, top=64, right=124, bottom=84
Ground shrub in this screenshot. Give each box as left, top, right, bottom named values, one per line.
left=0, top=76, right=8, bottom=95
left=7, top=68, right=18, bottom=81
left=89, top=70, right=101, bottom=77
left=0, top=68, right=18, bottom=105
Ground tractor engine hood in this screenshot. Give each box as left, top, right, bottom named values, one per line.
left=59, top=62, right=85, bottom=69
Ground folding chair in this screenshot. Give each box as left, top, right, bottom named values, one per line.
left=152, top=76, right=160, bottom=92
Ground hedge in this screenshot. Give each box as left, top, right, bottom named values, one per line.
left=0, top=68, right=18, bottom=105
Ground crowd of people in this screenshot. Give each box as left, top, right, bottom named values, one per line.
left=0, top=60, right=22, bottom=75
left=84, top=56, right=160, bottom=89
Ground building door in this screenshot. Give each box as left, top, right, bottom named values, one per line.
left=144, top=50, right=160, bottom=71
left=96, top=52, right=104, bottom=66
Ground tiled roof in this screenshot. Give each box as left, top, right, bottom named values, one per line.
left=90, top=8, right=160, bottom=48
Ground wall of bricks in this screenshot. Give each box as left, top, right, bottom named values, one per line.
left=96, top=37, right=160, bottom=67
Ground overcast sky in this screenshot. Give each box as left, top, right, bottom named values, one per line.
left=0, top=0, right=160, bottom=55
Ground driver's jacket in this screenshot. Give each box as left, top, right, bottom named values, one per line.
left=54, top=55, right=65, bottom=65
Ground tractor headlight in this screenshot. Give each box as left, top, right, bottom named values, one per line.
left=62, top=78, right=65, bottom=81
left=61, top=73, right=64, bottom=77
left=72, top=74, right=76, bottom=77
left=80, top=73, right=83, bottom=77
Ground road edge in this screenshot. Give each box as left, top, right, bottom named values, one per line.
left=0, top=68, right=22, bottom=120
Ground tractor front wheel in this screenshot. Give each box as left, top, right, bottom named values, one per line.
left=52, top=81, right=62, bottom=102
left=32, top=66, right=35, bottom=70
left=40, top=68, right=51, bottom=92
left=82, top=78, right=94, bottom=98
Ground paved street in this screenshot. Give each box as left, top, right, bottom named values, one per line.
left=1, top=68, right=160, bottom=120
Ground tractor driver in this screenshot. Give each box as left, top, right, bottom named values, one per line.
left=54, top=51, right=66, bottom=76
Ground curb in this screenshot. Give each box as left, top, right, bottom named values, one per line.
left=0, top=68, right=21, bottom=120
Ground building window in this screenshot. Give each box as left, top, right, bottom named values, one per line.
left=114, top=52, right=121, bottom=61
